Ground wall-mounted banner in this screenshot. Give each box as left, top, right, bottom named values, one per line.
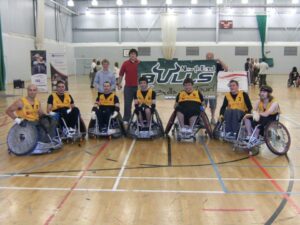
left=49, top=52, right=68, bottom=91
left=217, top=71, right=248, bottom=93
left=138, top=59, right=217, bottom=98
left=30, top=50, right=47, bottom=92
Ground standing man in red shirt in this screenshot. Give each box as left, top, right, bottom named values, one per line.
left=117, top=49, right=140, bottom=124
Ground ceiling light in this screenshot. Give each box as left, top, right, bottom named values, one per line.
left=166, top=0, right=172, bottom=5
left=67, top=0, right=74, bottom=7
left=91, top=0, right=98, bottom=6
left=191, top=0, right=198, bottom=4
left=116, top=0, right=123, bottom=6
left=141, top=0, right=148, bottom=5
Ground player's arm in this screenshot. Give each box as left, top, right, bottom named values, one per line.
left=6, top=99, right=23, bottom=120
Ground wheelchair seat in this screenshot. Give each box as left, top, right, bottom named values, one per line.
left=127, top=109, right=164, bottom=139
left=88, top=112, right=125, bottom=138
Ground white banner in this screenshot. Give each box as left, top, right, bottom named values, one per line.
left=31, top=50, right=48, bottom=92
left=217, top=71, right=249, bottom=93
left=49, top=52, right=69, bottom=91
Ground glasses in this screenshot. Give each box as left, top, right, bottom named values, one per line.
left=57, top=86, right=65, bottom=88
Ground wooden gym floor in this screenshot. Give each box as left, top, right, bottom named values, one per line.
left=0, top=75, right=299, bottom=225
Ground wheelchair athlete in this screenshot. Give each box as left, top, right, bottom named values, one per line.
left=91, top=81, right=120, bottom=132
left=174, top=77, right=205, bottom=134
left=6, top=84, right=61, bottom=155
left=47, top=80, right=81, bottom=132
left=244, top=85, right=280, bottom=145
left=133, top=76, right=156, bottom=130
left=218, top=80, right=252, bottom=139
left=6, top=84, right=44, bottom=125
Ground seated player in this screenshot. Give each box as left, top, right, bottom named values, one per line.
left=174, top=78, right=204, bottom=133
left=91, top=81, right=120, bottom=132
left=288, top=67, right=300, bottom=87
left=133, top=77, right=156, bottom=130
left=47, top=80, right=80, bottom=130
left=6, top=84, right=44, bottom=124
left=244, top=85, right=280, bottom=144
left=219, top=80, right=252, bottom=138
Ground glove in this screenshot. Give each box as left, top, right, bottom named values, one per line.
left=14, top=118, right=23, bottom=125
left=91, top=111, right=96, bottom=120
left=200, top=105, right=205, bottom=112
left=111, top=111, right=118, bottom=119
left=253, top=111, right=260, bottom=122
left=49, top=111, right=57, bottom=116
left=67, top=108, right=72, bottom=114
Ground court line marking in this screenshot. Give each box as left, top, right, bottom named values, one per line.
left=112, top=139, right=136, bottom=191
left=44, top=140, right=110, bottom=225
left=202, top=208, right=255, bottom=212
left=2, top=174, right=300, bottom=182
left=1, top=186, right=300, bottom=195
left=201, top=141, right=228, bottom=193
left=250, top=156, right=300, bottom=214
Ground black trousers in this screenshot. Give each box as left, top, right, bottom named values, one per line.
left=54, top=107, right=80, bottom=129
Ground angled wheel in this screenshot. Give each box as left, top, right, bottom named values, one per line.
left=264, top=121, right=291, bottom=155
left=165, top=111, right=176, bottom=135
left=154, top=110, right=164, bottom=137
left=7, top=122, right=38, bottom=155
left=199, top=111, right=213, bottom=138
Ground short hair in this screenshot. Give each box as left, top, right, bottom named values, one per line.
left=183, top=77, right=194, bottom=85
left=103, top=81, right=111, bottom=86
left=114, top=62, right=119, bottom=67
left=129, top=48, right=138, bottom=56
left=101, top=59, right=109, bottom=64
left=57, top=80, right=65, bottom=86
left=139, top=76, right=148, bottom=83
left=229, top=80, right=239, bottom=86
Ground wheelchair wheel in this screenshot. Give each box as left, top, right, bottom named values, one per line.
left=7, top=122, right=39, bottom=155
left=79, top=117, right=87, bottom=138
left=213, top=121, right=222, bottom=139
left=165, top=111, right=176, bottom=135
left=264, top=121, right=291, bottom=155
left=199, top=111, right=213, bottom=138
left=87, top=119, right=96, bottom=138
left=154, top=110, right=164, bottom=136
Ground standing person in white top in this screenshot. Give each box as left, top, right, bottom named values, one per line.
left=90, top=59, right=97, bottom=88
left=258, top=59, right=269, bottom=88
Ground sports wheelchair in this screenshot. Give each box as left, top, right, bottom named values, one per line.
left=165, top=109, right=213, bottom=142
left=87, top=111, right=125, bottom=138
left=127, top=109, right=164, bottom=139
left=51, top=110, right=86, bottom=142
left=7, top=115, right=63, bottom=155
left=213, top=115, right=291, bottom=155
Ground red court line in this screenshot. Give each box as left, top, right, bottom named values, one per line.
left=44, top=140, right=110, bottom=225
left=250, top=156, right=300, bottom=214
left=203, top=208, right=255, bottom=212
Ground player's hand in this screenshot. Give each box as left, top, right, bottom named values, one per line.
left=14, top=118, right=23, bottom=125
left=49, top=111, right=57, bottom=116
left=67, top=108, right=72, bottom=114
left=253, top=111, right=260, bottom=122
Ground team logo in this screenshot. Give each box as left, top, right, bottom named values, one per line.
left=141, top=62, right=215, bottom=84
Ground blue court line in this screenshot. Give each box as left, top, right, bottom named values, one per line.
left=202, top=142, right=228, bottom=193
